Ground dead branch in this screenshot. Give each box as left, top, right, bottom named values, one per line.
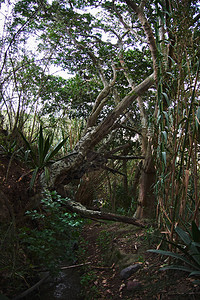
left=60, top=262, right=92, bottom=270
left=101, top=165, right=125, bottom=176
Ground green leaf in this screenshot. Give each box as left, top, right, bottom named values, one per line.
left=38, top=126, right=44, bottom=166
left=196, top=106, right=200, bottom=129
left=147, top=249, right=198, bottom=269
left=30, top=167, right=39, bottom=190
left=19, top=131, right=37, bottom=166
left=166, top=71, right=176, bottom=78
left=189, top=271, right=200, bottom=277
left=161, top=264, right=194, bottom=273
left=162, top=92, right=170, bottom=107
left=163, top=111, right=169, bottom=127
left=162, top=151, right=166, bottom=166
left=192, top=221, right=200, bottom=243
left=189, top=244, right=200, bottom=266
left=162, top=131, right=168, bottom=144
left=44, top=136, right=68, bottom=164
left=178, top=117, right=187, bottom=127
left=192, top=242, right=200, bottom=249
left=175, top=226, right=192, bottom=246
left=41, top=135, right=51, bottom=165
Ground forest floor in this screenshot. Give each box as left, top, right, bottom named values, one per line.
left=78, top=221, right=200, bottom=300
left=0, top=154, right=200, bottom=299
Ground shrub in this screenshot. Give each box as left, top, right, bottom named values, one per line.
left=19, top=191, right=83, bottom=273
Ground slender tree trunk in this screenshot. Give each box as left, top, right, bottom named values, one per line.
left=111, top=178, right=116, bottom=212
left=134, top=143, right=156, bottom=219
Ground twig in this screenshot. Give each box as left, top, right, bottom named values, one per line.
left=60, top=262, right=91, bottom=270
left=61, top=262, right=113, bottom=270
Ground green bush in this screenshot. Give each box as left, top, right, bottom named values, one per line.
left=19, top=191, right=83, bottom=273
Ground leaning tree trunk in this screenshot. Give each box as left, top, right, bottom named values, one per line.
left=40, top=73, right=155, bottom=196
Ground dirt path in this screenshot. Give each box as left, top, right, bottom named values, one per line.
left=78, top=221, right=200, bottom=299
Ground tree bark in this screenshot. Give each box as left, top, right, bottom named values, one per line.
left=134, top=143, right=156, bottom=219
left=64, top=199, right=145, bottom=227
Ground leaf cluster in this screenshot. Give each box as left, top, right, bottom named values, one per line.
left=20, top=126, right=68, bottom=188
left=148, top=222, right=200, bottom=279
left=19, top=190, right=83, bottom=272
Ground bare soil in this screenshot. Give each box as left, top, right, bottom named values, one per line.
left=79, top=222, right=200, bottom=299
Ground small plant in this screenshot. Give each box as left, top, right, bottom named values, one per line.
left=148, top=221, right=200, bottom=278
left=20, top=126, right=68, bottom=188
left=80, top=270, right=96, bottom=286
left=19, top=191, right=83, bottom=273
left=80, top=270, right=100, bottom=299
left=96, top=230, right=114, bottom=265
left=0, top=139, right=17, bottom=157
left=96, top=230, right=112, bottom=253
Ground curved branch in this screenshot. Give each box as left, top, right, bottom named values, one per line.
left=13, top=273, right=49, bottom=300
left=86, top=64, right=117, bottom=128
left=66, top=29, right=108, bottom=87
left=107, top=155, right=145, bottom=160
left=0, top=5, right=42, bottom=76
left=125, top=0, right=158, bottom=80
left=88, top=72, right=155, bottom=148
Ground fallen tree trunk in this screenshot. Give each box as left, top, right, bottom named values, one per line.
left=64, top=199, right=146, bottom=228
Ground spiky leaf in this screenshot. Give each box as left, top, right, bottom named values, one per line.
left=148, top=249, right=197, bottom=269
left=192, top=221, right=200, bottom=243
left=175, top=226, right=192, bottom=246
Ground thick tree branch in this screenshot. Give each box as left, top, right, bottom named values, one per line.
left=86, top=63, right=117, bottom=129
left=64, top=199, right=146, bottom=227
left=125, top=0, right=158, bottom=80
left=88, top=72, right=155, bottom=148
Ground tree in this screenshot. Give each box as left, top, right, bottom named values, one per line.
left=34, top=0, right=157, bottom=218
left=1, top=0, right=199, bottom=225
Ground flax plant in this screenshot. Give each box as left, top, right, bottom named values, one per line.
left=20, top=126, right=68, bottom=189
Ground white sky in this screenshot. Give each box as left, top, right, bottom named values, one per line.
left=0, top=0, right=72, bottom=79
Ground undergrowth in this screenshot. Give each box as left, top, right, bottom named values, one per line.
left=0, top=191, right=84, bottom=298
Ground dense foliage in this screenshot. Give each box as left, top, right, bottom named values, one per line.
left=0, top=0, right=200, bottom=296
left=20, top=191, right=83, bottom=271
